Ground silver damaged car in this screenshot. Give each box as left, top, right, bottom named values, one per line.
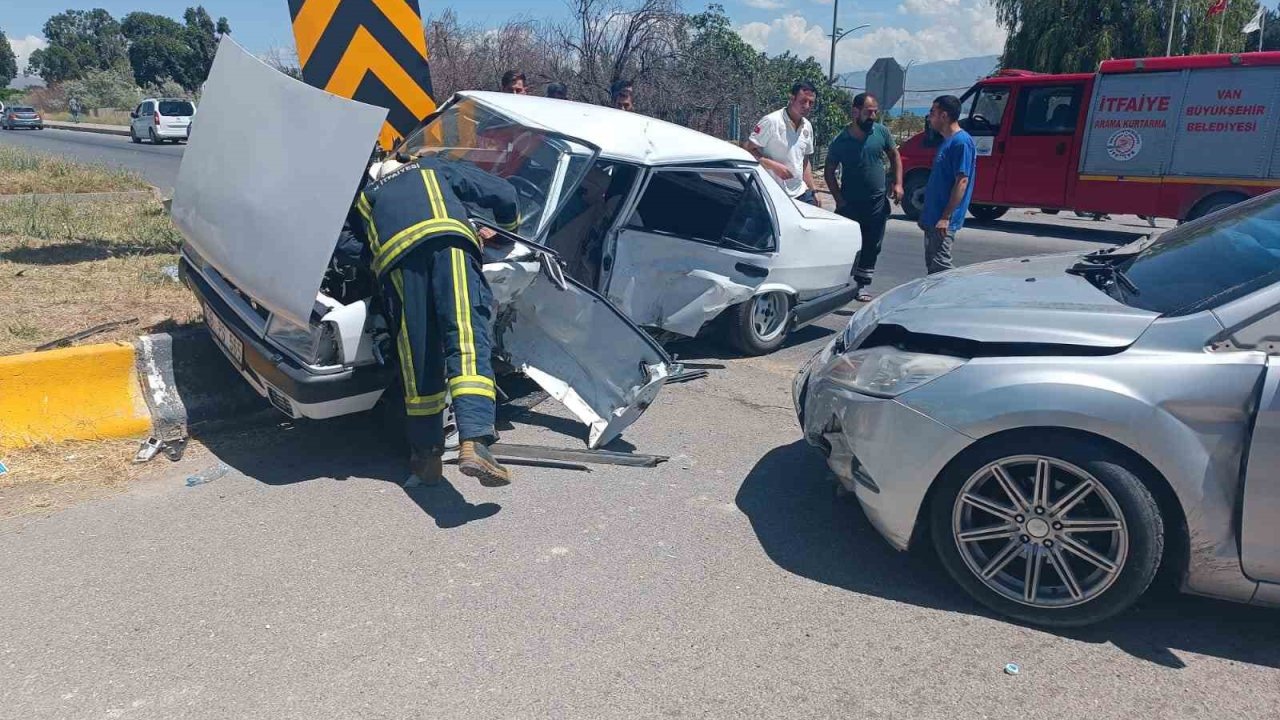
left=795, top=192, right=1280, bottom=626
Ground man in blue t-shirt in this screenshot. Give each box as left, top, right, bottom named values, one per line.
left=919, top=94, right=977, bottom=274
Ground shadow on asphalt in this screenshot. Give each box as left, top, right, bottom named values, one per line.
left=196, top=415, right=504, bottom=530
left=666, top=325, right=837, bottom=362
left=956, top=217, right=1149, bottom=246
left=736, top=440, right=1280, bottom=670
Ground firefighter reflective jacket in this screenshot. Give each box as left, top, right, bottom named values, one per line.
left=353, top=156, right=521, bottom=277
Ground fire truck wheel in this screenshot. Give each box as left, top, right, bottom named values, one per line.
left=969, top=204, right=1008, bottom=222
left=1187, top=193, right=1247, bottom=223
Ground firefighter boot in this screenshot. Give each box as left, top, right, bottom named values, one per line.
left=458, top=440, right=512, bottom=487
left=404, top=451, right=444, bottom=488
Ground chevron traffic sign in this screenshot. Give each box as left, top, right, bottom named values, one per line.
left=289, top=0, right=437, bottom=149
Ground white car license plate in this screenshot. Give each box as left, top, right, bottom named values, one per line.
left=203, top=304, right=244, bottom=366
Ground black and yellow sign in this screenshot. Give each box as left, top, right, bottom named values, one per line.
left=289, top=0, right=437, bottom=149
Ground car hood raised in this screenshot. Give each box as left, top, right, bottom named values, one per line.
left=867, top=253, right=1160, bottom=348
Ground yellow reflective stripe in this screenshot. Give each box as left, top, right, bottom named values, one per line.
left=422, top=169, right=447, bottom=219
left=405, top=392, right=448, bottom=415
left=449, top=376, right=496, bottom=400
left=372, top=218, right=477, bottom=275
left=451, top=247, right=477, bottom=378
left=448, top=374, right=494, bottom=389
left=451, top=386, right=496, bottom=400
left=389, top=269, right=420, bottom=402
left=356, top=192, right=379, bottom=251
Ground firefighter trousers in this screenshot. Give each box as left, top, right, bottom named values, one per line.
left=382, top=239, right=497, bottom=455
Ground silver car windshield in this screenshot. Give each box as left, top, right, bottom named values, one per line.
left=396, top=97, right=596, bottom=238
left=1116, top=193, right=1280, bottom=316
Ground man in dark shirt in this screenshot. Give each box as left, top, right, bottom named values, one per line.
left=824, top=93, right=903, bottom=301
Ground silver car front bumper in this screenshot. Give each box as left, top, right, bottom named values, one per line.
left=795, top=340, right=972, bottom=550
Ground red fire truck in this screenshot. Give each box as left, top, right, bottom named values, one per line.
left=898, top=51, right=1280, bottom=223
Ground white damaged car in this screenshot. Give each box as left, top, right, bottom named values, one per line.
left=174, top=40, right=861, bottom=447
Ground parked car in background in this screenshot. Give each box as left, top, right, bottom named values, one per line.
left=2, top=106, right=44, bottom=130
left=130, top=98, right=195, bottom=144
left=795, top=189, right=1280, bottom=626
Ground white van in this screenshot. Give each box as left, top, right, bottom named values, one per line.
left=130, top=98, right=195, bottom=144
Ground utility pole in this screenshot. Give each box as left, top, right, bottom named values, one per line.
left=1166, top=0, right=1177, bottom=55
left=829, top=0, right=840, bottom=83
left=899, top=59, right=918, bottom=118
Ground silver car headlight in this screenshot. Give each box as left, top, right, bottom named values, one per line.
left=824, top=345, right=965, bottom=398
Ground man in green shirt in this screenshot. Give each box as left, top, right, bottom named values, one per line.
left=824, top=93, right=903, bottom=301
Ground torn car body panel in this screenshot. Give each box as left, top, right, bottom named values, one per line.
left=488, top=244, right=672, bottom=448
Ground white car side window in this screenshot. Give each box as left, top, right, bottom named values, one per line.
left=626, top=170, right=775, bottom=252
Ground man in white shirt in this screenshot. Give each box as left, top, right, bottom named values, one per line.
left=747, top=81, right=818, bottom=205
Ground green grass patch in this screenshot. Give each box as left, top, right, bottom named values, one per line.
left=0, top=146, right=147, bottom=195
left=0, top=197, right=199, bottom=355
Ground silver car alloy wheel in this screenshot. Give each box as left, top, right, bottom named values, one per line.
left=951, top=455, right=1129, bottom=609
left=750, top=292, right=788, bottom=343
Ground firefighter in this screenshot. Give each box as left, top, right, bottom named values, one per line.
left=351, top=155, right=522, bottom=488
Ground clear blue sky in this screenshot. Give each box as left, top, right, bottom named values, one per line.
left=3, top=1, right=1005, bottom=76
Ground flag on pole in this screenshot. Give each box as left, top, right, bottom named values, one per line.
left=1209, top=0, right=1229, bottom=16
left=1244, top=6, right=1264, bottom=33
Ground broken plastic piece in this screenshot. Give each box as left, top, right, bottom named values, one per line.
left=1004, top=663, right=1020, bottom=676
left=0, top=461, right=8, bottom=476
left=185, top=464, right=230, bottom=487
left=134, top=437, right=188, bottom=464
left=134, top=437, right=164, bottom=463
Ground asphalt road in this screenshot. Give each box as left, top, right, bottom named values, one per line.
left=7, top=218, right=1272, bottom=719
left=4, top=131, right=1275, bottom=717
left=0, top=126, right=184, bottom=193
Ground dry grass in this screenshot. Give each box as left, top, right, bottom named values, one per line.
left=0, top=197, right=201, bottom=355
left=0, top=145, right=146, bottom=195
left=0, top=437, right=147, bottom=520
left=41, top=109, right=133, bottom=127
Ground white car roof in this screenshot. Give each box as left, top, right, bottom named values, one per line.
left=460, top=91, right=756, bottom=166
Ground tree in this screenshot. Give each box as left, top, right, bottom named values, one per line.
left=119, top=8, right=229, bottom=92
left=122, top=12, right=190, bottom=88
left=182, top=6, right=231, bottom=90
left=0, top=29, right=17, bottom=88
left=994, top=0, right=1262, bottom=74
left=27, top=9, right=128, bottom=84
left=557, top=0, right=683, bottom=104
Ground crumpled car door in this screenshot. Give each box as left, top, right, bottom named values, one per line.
left=487, top=248, right=672, bottom=449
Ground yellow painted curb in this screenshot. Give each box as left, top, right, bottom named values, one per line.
left=0, top=342, right=151, bottom=450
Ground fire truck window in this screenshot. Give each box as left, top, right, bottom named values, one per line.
left=1014, top=85, right=1082, bottom=135
left=965, top=87, right=1010, bottom=136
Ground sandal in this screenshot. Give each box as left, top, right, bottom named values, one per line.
left=855, top=288, right=873, bottom=302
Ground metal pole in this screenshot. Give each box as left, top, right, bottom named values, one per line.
left=829, top=0, right=839, bottom=82
left=1217, top=4, right=1225, bottom=54
left=900, top=59, right=916, bottom=118
left=1166, top=0, right=1177, bottom=55
left=1262, top=10, right=1267, bottom=52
